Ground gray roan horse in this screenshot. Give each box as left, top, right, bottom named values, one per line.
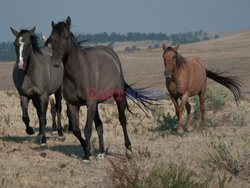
left=10, top=27, right=65, bottom=146
left=47, top=16, right=153, bottom=163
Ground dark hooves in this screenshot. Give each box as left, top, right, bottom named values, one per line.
left=58, top=134, right=66, bottom=142
left=26, top=127, right=35, bottom=135
left=40, top=143, right=48, bottom=150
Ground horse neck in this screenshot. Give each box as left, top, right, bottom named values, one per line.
left=26, top=49, right=40, bottom=76
left=172, top=54, right=185, bottom=78
left=63, top=38, right=84, bottom=77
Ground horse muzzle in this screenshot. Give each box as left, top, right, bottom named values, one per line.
left=18, top=61, right=24, bottom=70
left=51, top=56, right=61, bottom=67
left=164, top=70, right=172, bottom=80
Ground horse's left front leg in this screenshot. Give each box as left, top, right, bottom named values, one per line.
left=38, top=94, right=49, bottom=147
left=83, top=102, right=97, bottom=164
left=178, top=93, right=189, bottom=134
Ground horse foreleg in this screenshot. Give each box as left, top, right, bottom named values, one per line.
left=54, top=89, right=65, bottom=141
left=20, top=95, right=34, bottom=135
left=67, top=104, right=86, bottom=157
left=178, top=93, right=189, bottom=134
left=39, top=95, right=49, bottom=147
left=83, top=102, right=97, bottom=163
left=170, top=95, right=179, bottom=119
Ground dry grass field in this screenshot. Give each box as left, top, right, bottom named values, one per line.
left=0, top=31, right=250, bottom=187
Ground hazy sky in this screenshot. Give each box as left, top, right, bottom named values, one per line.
left=1, top=0, right=250, bottom=42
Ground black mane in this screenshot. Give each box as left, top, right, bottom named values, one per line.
left=19, top=29, right=42, bottom=54
left=50, top=22, right=88, bottom=48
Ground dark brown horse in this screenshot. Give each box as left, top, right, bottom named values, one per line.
left=47, top=17, right=153, bottom=163
left=162, top=44, right=242, bottom=134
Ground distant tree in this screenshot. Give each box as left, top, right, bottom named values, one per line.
left=214, top=34, right=220, bottom=39
left=125, top=47, right=131, bottom=52
left=131, top=45, right=137, bottom=50
left=154, top=44, right=160, bottom=48
left=203, top=35, right=209, bottom=41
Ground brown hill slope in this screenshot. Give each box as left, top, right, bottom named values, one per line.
left=1, top=31, right=250, bottom=97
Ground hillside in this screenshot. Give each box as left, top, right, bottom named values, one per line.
left=1, top=30, right=250, bottom=97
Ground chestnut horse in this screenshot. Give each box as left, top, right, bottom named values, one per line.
left=162, top=44, right=242, bottom=134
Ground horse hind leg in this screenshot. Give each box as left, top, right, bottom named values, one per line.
left=185, top=101, right=192, bottom=132
left=199, top=91, right=206, bottom=129
left=94, top=105, right=105, bottom=160
left=20, top=95, right=34, bottom=135
left=115, top=94, right=132, bottom=159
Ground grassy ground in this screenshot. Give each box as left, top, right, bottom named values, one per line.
left=0, top=88, right=249, bottom=187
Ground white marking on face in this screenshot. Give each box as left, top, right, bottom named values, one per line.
left=19, top=37, right=25, bottom=62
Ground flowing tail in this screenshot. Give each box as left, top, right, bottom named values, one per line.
left=124, top=81, right=159, bottom=114
left=206, top=69, right=242, bottom=104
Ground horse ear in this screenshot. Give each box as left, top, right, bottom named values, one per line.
left=30, top=27, right=36, bottom=35
left=40, top=34, right=47, bottom=43
left=51, top=21, right=55, bottom=28
left=173, top=44, right=180, bottom=51
left=66, top=16, right=71, bottom=29
left=10, top=27, right=19, bottom=36
left=162, top=43, right=167, bottom=51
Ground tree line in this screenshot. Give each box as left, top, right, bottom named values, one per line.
left=0, top=30, right=218, bottom=61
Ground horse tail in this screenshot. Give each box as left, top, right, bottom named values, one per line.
left=124, top=81, right=158, bottom=115
left=206, top=69, right=242, bottom=104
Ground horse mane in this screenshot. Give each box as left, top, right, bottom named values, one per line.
left=163, top=47, right=186, bottom=68
left=52, top=22, right=88, bottom=49
left=19, top=29, right=42, bottom=54
left=176, top=53, right=186, bottom=68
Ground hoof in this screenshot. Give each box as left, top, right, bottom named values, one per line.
left=187, top=128, right=193, bottom=132
left=126, top=148, right=133, bottom=159
left=51, top=131, right=58, bottom=136
left=177, top=128, right=184, bottom=134
left=96, top=153, right=105, bottom=160
left=40, top=143, right=48, bottom=149
left=36, top=134, right=42, bottom=144
left=58, top=134, right=66, bottom=142
left=26, top=127, right=35, bottom=135
left=82, top=159, right=91, bottom=165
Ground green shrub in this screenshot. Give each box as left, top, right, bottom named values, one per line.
left=207, top=137, right=248, bottom=176
left=138, top=164, right=211, bottom=188
left=230, top=111, right=248, bottom=127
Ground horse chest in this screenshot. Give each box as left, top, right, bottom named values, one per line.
left=166, top=80, right=186, bottom=96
